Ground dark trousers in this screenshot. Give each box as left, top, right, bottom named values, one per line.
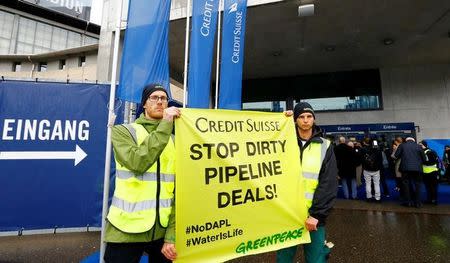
left=395, top=177, right=404, bottom=201
left=104, top=239, right=170, bottom=263
left=423, top=172, right=439, bottom=203
left=401, top=171, right=423, bottom=205
left=380, top=168, right=390, bottom=196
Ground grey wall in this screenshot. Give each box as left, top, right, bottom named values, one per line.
left=316, top=63, right=450, bottom=140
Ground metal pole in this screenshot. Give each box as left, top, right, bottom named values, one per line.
left=214, top=0, right=222, bottom=109
left=99, top=0, right=123, bottom=261
left=182, top=0, right=191, bottom=108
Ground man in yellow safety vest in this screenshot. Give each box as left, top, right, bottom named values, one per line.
left=277, top=102, right=338, bottom=263
left=104, top=84, right=180, bottom=263
left=419, top=140, right=439, bottom=205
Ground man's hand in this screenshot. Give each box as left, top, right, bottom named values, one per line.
left=283, top=110, right=293, bottom=117
left=305, top=216, right=318, bottom=231
left=161, top=242, right=177, bottom=261
left=163, top=107, right=181, bottom=121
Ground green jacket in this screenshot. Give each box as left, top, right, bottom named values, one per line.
left=105, top=113, right=176, bottom=243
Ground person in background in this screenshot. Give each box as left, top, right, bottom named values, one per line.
left=391, top=137, right=404, bottom=200
left=353, top=141, right=363, bottom=187
left=443, top=145, right=450, bottom=182
left=380, top=147, right=391, bottom=198
left=335, top=137, right=357, bottom=199
left=394, top=137, right=426, bottom=208
left=419, top=140, right=439, bottom=205
left=361, top=138, right=383, bottom=202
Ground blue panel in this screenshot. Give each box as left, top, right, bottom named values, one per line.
left=321, top=122, right=415, bottom=133
left=187, top=0, right=219, bottom=108
left=0, top=81, right=109, bottom=231
left=426, top=139, right=450, bottom=161
left=218, top=0, right=248, bottom=110
left=117, top=0, right=172, bottom=103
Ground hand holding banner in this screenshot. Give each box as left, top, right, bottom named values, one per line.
left=175, top=109, right=310, bottom=262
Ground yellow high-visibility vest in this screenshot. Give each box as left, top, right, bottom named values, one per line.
left=107, top=123, right=175, bottom=233
left=423, top=149, right=438, bottom=174
left=302, top=138, right=331, bottom=209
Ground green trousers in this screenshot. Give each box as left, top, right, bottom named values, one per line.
left=276, top=226, right=330, bottom=263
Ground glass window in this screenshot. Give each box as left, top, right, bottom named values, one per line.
left=0, top=38, right=10, bottom=54
left=296, top=96, right=381, bottom=111
left=33, top=46, right=51, bottom=54
left=83, top=36, right=99, bottom=45
left=12, top=62, right=21, bottom=72
left=51, top=27, right=68, bottom=50
left=78, top=56, right=86, bottom=67
left=38, top=62, right=47, bottom=72
left=18, top=17, right=36, bottom=45
left=59, top=59, right=66, bottom=70
left=16, top=17, right=37, bottom=54
left=67, top=31, right=81, bottom=48
left=34, top=23, right=53, bottom=50
left=16, top=43, right=33, bottom=54
left=242, top=101, right=286, bottom=112
left=0, top=10, right=14, bottom=39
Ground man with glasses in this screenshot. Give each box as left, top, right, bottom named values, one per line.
left=104, top=84, right=180, bottom=262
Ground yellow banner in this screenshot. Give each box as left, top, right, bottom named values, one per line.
left=175, top=109, right=309, bottom=263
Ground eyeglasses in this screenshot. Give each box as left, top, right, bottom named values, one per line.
left=148, top=95, right=168, bottom=102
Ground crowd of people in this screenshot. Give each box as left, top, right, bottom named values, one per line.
left=334, top=135, right=450, bottom=207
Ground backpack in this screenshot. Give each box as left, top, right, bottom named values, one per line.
left=424, top=149, right=438, bottom=165
left=363, top=150, right=377, bottom=170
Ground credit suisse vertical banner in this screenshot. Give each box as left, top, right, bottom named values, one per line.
left=117, top=0, right=172, bottom=103
left=174, top=109, right=310, bottom=262
left=187, top=0, right=219, bottom=108
left=218, top=0, right=248, bottom=110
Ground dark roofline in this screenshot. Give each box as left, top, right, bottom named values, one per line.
left=1, top=0, right=100, bottom=35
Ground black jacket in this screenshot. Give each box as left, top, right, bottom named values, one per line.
left=394, top=141, right=426, bottom=173
left=298, top=125, right=338, bottom=226
left=361, top=145, right=383, bottom=172
left=423, top=148, right=438, bottom=166
left=334, top=143, right=357, bottom=178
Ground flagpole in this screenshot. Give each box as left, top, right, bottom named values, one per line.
left=99, top=0, right=124, bottom=261
left=214, top=0, right=222, bottom=109
left=182, top=0, right=191, bottom=108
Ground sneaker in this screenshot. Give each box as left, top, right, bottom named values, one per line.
left=324, top=240, right=335, bottom=249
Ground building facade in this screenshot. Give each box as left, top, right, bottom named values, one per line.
left=0, top=0, right=99, bottom=81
